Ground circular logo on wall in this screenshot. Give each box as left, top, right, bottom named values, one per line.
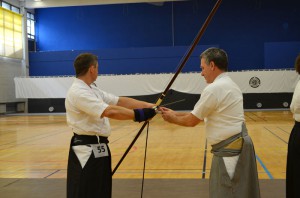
left=49, top=106, right=54, bottom=112
left=249, top=77, right=261, bottom=88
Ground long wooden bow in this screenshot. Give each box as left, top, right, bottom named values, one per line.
left=112, top=0, right=223, bottom=175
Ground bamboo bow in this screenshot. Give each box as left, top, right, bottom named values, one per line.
left=112, top=0, right=223, bottom=176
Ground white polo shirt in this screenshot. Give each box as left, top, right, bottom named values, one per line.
left=291, top=79, right=300, bottom=122
left=191, top=73, right=245, bottom=145
left=65, top=78, right=119, bottom=137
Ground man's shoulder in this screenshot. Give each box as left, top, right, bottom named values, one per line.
left=67, top=82, right=88, bottom=96
left=205, top=80, right=223, bottom=92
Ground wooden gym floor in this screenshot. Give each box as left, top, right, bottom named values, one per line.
left=0, top=110, right=293, bottom=197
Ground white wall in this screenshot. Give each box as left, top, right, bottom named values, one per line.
left=0, top=1, right=30, bottom=113
left=0, top=57, right=27, bottom=103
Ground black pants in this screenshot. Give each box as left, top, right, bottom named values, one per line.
left=67, top=134, right=112, bottom=198
left=286, top=121, right=300, bottom=198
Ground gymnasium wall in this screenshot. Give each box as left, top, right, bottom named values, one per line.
left=0, top=58, right=27, bottom=114
left=15, top=70, right=298, bottom=112
left=5, top=0, right=300, bottom=113
left=31, top=0, right=300, bottom=74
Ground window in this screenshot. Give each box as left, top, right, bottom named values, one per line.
left=11, top=6, right=20, bottom=14
left=27, top=12, right=35, bottom=40
left=0, top=7, right=23, bottom=59
left=0, top=1, right=35, bottom=55
left=1, top=1, right=20, bottom=14
left=0, top=1, right=20, bottom=14
left=1, top=2, right=10, bottom=10
left=1, top=1, right=34, bottom=41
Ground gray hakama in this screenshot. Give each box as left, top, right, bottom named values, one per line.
left=210, top=123, right=261, bottom=198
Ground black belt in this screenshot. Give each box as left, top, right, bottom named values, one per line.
left=72, top=133, right=109, bottom=146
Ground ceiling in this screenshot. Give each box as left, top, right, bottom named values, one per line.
left=19, top=0, right=185, bottom=9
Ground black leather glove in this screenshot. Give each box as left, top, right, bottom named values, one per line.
left=133, top=108, right=156, bottom=122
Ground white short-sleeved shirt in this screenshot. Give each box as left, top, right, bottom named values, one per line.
left=65, top=78, right=119, bottom=137
left=191, top=73, right=245, bottom=145
left=291, top=79, right=300, bottom=122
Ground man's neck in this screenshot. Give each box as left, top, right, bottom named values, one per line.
left=77, top=76, right=93, bottom=87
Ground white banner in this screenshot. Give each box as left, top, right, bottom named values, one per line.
left=14, top=70, right=299, bottom=98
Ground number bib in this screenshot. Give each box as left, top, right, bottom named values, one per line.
left=91, top=143, right=109, bottom=158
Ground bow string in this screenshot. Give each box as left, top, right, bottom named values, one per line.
left=112, top=0, right=223, bottom=176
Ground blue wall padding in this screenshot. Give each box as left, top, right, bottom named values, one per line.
left=31, top=0, right=300, bottom=75
left=29, top=45, right=216, bottom=76
left=264, top=42, right=300, bottom=69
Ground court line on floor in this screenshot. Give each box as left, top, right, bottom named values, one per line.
left=277, top=127, right=290, bottom=135
left=245, top=114, right=256, bottom=121
left=256, top=154, right=273, bottom=179
left=44, top=170, right=60, bottom=178
left=2, top=179, right=21, bottom=187
left=249, top=112, right=267, bottom=121
left=264, top=127, right=287, bottom=144
left=0, top=129, right=66, bottom=150
left=202, top=140, right=207, bottom=179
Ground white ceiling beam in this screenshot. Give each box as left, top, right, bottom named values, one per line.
left=22, top=0, right=184, bottom=9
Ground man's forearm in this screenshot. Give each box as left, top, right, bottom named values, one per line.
left=101, top=105, right=134, bottom=120
left=117, top=97, right=154, bottom=109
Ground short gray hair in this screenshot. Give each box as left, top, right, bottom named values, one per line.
left=200, top=47, right=228, bottom=71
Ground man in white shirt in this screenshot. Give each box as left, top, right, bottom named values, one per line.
left=286, top=53, right=300, bottom=198
left=161, top=47, right=260, bottom=198
left=65, top=53, right=156, bottom=198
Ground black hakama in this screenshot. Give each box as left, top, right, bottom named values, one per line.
left=286, top=121, right=300, bottom=198
left=67, top=135, right=112, bottom=198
